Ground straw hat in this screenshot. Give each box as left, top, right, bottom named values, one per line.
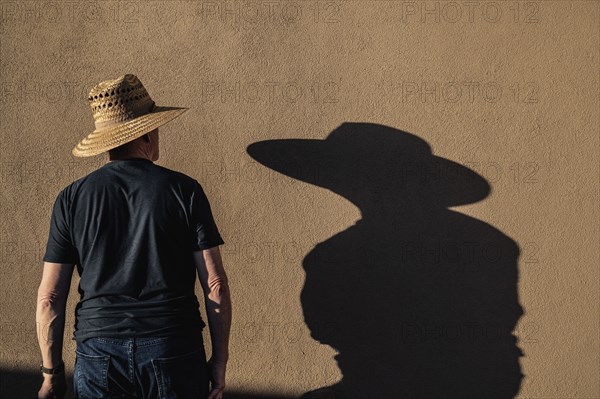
left=72, top=74, right=189, bottom=157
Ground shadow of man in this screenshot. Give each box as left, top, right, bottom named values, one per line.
left=247, top=122, right=524, bottom=399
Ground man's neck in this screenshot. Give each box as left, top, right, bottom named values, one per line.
left=109, top=155, right=153, bottom=162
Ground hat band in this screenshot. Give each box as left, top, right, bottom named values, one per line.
left=94, top=101, right=156, bottom=131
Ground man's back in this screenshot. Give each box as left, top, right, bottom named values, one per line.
left=37, top=75, right=230, bottom=399
left=43, top=157, right=225, bottom=343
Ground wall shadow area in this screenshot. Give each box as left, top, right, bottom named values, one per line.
left=0, top=369, right=75, bottom=398
left=247, top=122, right=524, bottom=399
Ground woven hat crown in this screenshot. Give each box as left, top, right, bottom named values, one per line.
left=88, top=74, right=156, bottom=131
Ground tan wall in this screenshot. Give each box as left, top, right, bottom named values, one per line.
left=0, top=1, right=598, bottom=398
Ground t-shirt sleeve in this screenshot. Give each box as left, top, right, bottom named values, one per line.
left=43, top=189, right=80, bottom=264
left=189, top=180, right=225, bottom=251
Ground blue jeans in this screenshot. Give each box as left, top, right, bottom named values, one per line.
left=74, top=334, right=209, bottom=399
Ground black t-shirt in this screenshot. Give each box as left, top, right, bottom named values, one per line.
left=43, top=157, right=224, bottom=343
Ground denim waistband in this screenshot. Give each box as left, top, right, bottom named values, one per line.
left=79, top=333, right=203, bottom=348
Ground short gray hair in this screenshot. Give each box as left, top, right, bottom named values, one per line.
left=108, top=133, right=148, bottom=157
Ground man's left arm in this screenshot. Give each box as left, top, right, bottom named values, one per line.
left=36, top=261, right=74, bottom=399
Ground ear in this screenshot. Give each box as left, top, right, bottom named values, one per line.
left=141, top=133, right=151, bottom=142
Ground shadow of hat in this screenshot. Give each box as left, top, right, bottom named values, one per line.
left=247, top=122, right=490, bottom=207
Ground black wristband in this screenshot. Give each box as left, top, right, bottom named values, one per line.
left=40, top=362, right=64, bottom=375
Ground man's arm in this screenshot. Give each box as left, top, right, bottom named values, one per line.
left=36, top=261, right=74, bottom=369
left=193, top=246, right=231, bottom=399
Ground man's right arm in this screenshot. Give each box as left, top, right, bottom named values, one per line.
left=193, top=246, right=231, bottom=396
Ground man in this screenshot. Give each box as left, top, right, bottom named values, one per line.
left=36, top=74, right=232, bottom=399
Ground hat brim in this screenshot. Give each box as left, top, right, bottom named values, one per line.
left=247, top=139, right=491, bottom=206
left=247, top=139, right=325, bottom=182
left=72, top=106, right=189, bottom=157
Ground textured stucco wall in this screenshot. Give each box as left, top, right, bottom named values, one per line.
left=0, top=1, right=598, bottom=398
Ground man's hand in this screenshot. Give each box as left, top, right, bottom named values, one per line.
left=38, top=374, right=67, bottom=399
left=207, top=357, right=227, bottom=399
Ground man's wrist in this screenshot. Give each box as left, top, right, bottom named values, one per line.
left=210, top=357, right=229, bottom=364
left=40, top=361, right=65, bottom=375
